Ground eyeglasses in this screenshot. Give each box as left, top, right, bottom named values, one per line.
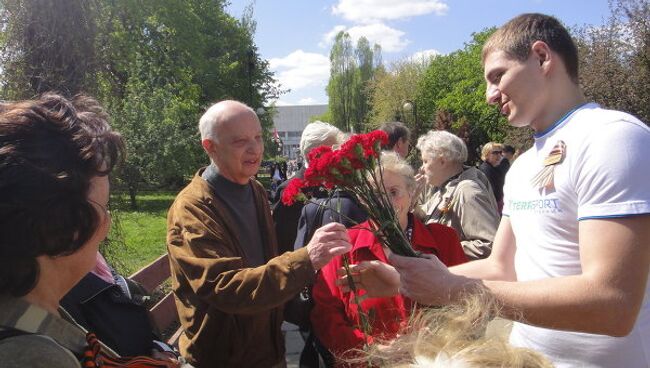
left=491, top=151, right=503, bottom=155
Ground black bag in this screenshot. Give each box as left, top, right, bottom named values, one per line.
left=283, top=198, right=328, bottom=330
left=282, top=198, right=335, bottom=367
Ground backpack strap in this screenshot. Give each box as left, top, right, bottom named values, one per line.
left=304, top=197, right=330, bottom=246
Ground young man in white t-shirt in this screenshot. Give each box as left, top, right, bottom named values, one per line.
left=343, top=13, right=650, bottom=367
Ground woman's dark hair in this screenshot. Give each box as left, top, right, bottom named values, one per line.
left=0, top=93, right=124, bottom=297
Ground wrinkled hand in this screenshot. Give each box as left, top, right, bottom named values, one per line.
left=306, top=222, right=352, bottom=270
left=388, top=253, right=461, bottom=306
left=410, top=170, right=428, bottom=211
left=336, top=260, right=400, bottom=298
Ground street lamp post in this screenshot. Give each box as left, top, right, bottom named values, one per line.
left=403, top=100, right=419, bottom=140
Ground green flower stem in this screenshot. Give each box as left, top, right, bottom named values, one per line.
left=342, top=253, right=372, bottom=350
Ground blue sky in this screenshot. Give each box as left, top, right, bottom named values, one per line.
left=226, top=0, right=612, bottom=106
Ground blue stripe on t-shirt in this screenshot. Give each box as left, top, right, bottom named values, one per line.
left=578, top=212, right=650, bottom=221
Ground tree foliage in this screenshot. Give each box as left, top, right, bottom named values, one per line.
left=327, top=32, right=382, bottom=133
left=0, top=0, right=283, bottom=207
left=367, top=58, right=428, bottom=130
left=575, top=0, right=649, bottom=125
left=0, top=0, right=99, bottom=98
left=414, top=29, right=511, bottom=163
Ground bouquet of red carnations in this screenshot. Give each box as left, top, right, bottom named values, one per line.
left=282, top=130, right=418, bottom=257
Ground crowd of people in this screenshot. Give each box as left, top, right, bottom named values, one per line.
left=0, top=12, right=648, bottom=368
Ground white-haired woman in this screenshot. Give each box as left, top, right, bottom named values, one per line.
left=310, top=152, right=467, bottom=365
left=416, top=130, right=499, bottom=260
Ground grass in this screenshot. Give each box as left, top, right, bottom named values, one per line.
left=104, top=191, right=177, bottom=276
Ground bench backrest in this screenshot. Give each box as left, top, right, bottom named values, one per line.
left=129, top=254, right=181, bottom=346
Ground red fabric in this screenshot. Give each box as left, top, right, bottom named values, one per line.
left=310, top=216, right=467, bottom=364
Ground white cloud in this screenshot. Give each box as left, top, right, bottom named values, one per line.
left=332, top=0, right=448, bottom=23
left=410, top=49, right=441, bottom=62
left=319, top=25, right=347, bottom=48
left=321, top=23, right=409, bottom=53
left=269, top=50, right=330, bottom=90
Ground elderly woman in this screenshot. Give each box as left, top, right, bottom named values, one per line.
left=311, top=152, right=467, bottom=364
left=416, top=130, right=499, bottom=260
left=479, top=141, right=506, bottom=212
left=0, top=94, right=124, bottom=366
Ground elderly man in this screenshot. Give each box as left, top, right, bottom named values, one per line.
left=166, top=101, right=352, bottom=368
left=345, top=13, right=650, bottom=368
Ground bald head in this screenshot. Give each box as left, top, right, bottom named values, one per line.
left=199, top=100, right=264, bottom=183
left=199, top=100, right=258, bottom=142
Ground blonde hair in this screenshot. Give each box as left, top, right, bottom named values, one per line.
left=480, top=142, right=504, bottom=161
left=349, top=292, right=553, bottom=368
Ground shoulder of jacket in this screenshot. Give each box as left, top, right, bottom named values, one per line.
left=0, top=334, right=81, bottom=367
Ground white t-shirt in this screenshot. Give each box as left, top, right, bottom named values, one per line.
left=504, top=103, right=650, bottom=367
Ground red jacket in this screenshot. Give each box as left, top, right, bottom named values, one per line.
left=310, top=215, right=467, bottom=362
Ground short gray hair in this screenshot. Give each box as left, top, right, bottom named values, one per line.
left=300, top=121, right=342, bottom=159
left=416, top=130, right=468, bottom=164
left=198, top=100, right=255, bottom=142
left=376, top=151, right=416, bottom=193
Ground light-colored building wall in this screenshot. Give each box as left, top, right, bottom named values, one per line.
left=272, top=104, right=328, bottom=159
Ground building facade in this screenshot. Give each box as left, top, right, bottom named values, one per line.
left=272, top=104, right=328, bottom=159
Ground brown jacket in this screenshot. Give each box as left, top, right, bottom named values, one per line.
left=167, top=170, right=315, bottom=367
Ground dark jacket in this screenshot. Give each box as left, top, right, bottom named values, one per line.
left=272, top=167, right=329, bottom=254
left=60, top=273, right=155, bottom=357
left=167, top=169, right=316, bottom=367
left=293, top=191, right=367, bottom=249
left=479, top=161, right=504, bottom=203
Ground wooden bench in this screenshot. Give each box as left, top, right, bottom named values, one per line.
left=129, top=253, right=182, bottom=346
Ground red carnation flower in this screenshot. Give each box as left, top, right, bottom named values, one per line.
left=281, top=178, right=306, bottom=205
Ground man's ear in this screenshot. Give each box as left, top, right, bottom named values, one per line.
left=201, top=139, right=214, bottom=155
left=531, top=40, right=552, bottom=72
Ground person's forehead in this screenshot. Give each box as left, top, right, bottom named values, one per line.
left=217, top=112, right=261, bottom=135
left=483, top=50, right=516, bottom=74
left=383, top=171, right=405, bottom=184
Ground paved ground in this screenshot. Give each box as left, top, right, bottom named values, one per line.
left=283, top=322, right=304, bottom=368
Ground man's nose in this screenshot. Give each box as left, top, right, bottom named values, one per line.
left=486, top=84, right=500, bottom=105
left=248, top=139, right=263, bottom=154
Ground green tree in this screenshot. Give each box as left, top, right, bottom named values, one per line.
left=575, top=0, right=649, bottom=125
left=0, top=0, right=99, bottom=98
left=327, top=31, right=356, bottom=132
left=89, top=0, right=283, bottom=207
left=417, top=29, right=509, bottom=163
left=326, top=32, right=382, bottom=133
left=367, top=58, right=429, bottom=135
left=353, top=37, right=375, bottom=133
